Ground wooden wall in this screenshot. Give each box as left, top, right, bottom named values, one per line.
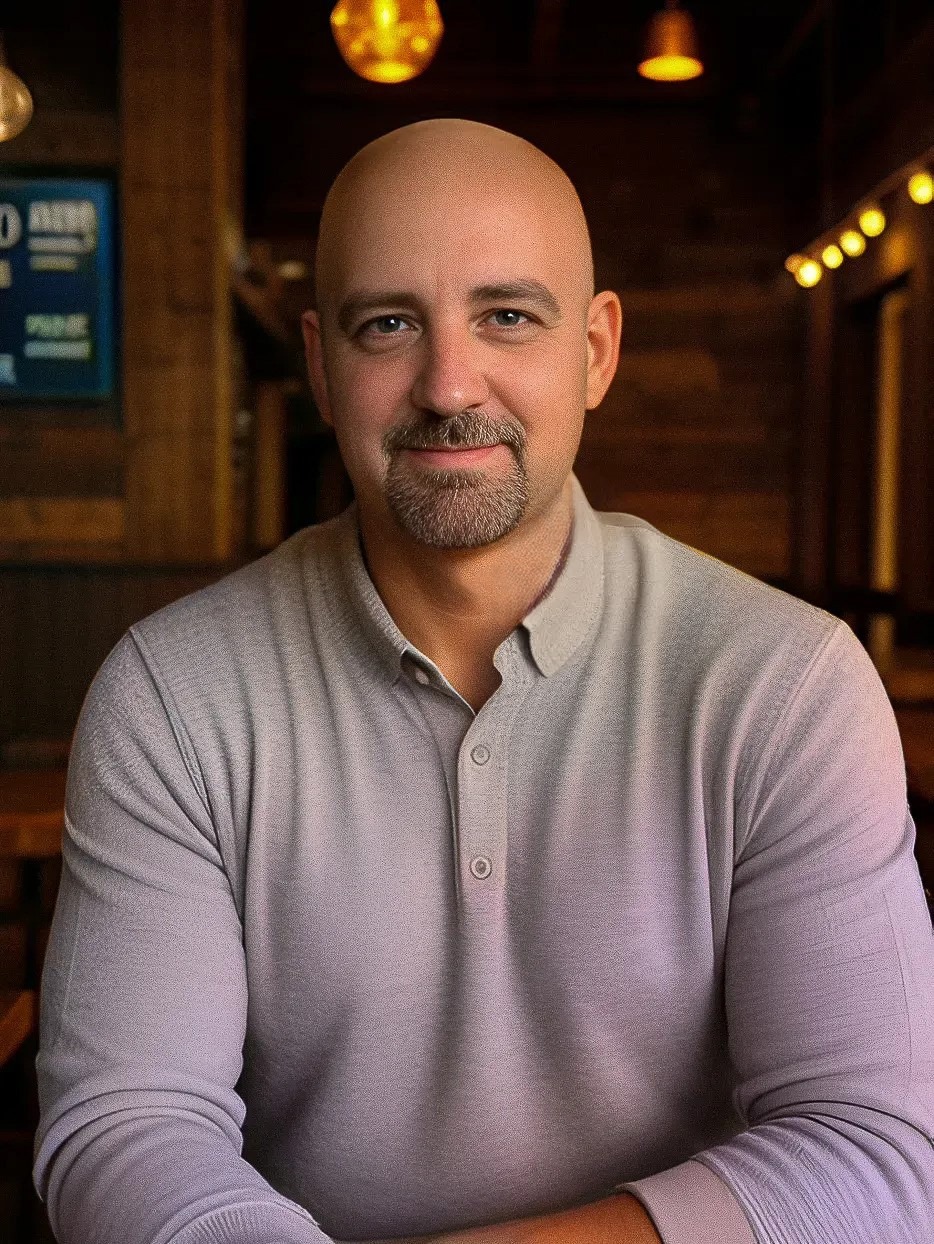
left=0, top=0, right=245, bottom=567
left=0, top=1, right=246, bottom=752
left=792, top=17, right=934, bottom=619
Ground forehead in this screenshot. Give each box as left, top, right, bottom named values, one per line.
left=322, top=174, right=581, bottom=302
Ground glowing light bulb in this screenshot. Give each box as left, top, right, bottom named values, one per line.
left=638, top=3, right=703, bottom=81
left=330, top=0, right=444, bottom=84
left=794, top=259, right=822, bottom=288
left=821, top=244, right=843, bottom=269
left=784, top=253, right=806, bottom=274
left=908, top=171, right=933, bottom=205
left=839, top=229, right=866, bottom=257
left=0, top=38, right=33, bottom=142
left=858, top=205, right=885, bottom=237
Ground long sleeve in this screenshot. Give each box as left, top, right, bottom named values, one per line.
left=620, top=621, right=934, bottom=1243
left=32, top=631, right=328, bottom=1244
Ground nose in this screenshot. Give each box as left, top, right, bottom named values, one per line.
left=409, top=320, right=490, bottom=416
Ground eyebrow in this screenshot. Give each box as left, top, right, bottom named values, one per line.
left=335, top=279, right=562, bottom=334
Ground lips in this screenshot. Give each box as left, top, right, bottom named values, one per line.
left=410, top=444, right=498, bottom=451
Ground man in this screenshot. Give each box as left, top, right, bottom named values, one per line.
left=34, top=120, right=933, bottom=1244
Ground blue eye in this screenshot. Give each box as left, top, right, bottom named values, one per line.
left=491, top=310, right=529, bottom=327
left=366, top=315, right=407, bottom=335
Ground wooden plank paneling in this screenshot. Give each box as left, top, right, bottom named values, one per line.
left=0, top=564, right=236, bottom=744
left=0, top=109, right=118, bottom=167
left=575, top=471, right=791, bottom=581
left=0, top=499, right=124, bottom=545
left=0, top=427, right=123, bottom=497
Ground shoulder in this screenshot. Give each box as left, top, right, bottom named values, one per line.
left=596, top=508, right=841, bottom=670
left=116, top=519, right=342, bottom=709
left=137, top=518, right=336, bottom=639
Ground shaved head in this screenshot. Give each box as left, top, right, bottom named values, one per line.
left=314, top=118, right=594, bottom=326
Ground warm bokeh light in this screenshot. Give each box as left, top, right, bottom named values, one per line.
left=821, top=244, right=844, bottom=269
left=858, top=205, right=886, bottom=236
left=794, top=259, right=823, bottom=288
left=784, top=253, right=806, bottom=274
left=0, top=62, right=33, bottom=142
left=908, top=171, right=933, bottom=205
left=330, top=0, right=444, bottom=84
left=638, top=4, right=703, bottom=81
left=277, top=260, right=308, bottom=282
left=839, top=229, right=867, bottom=257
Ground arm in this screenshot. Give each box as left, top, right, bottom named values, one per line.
left=33, top=632, right=328, bottom=1244
left=620, top=620, right=934, bottom=1242
left=341, top=1192, right=662, bottom=1244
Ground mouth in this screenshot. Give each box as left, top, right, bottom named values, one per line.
left=405, top=444, right=503, bottom=467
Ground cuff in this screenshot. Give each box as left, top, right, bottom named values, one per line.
left=615, top=1158, right=756, bottom=1244
left=171, top=1200, right=331, bottom=1244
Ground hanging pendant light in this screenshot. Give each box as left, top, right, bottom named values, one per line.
left=330, top=0, right=444, bottom=85
left=0, top=34, right=33, bottom=142
left=638, top=0, right=704, bottom=81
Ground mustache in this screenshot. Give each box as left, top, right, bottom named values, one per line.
left=392, top=417, right=523, bottom=453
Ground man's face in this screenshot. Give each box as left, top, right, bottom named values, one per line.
left=303, top=172, right=611, bottom=551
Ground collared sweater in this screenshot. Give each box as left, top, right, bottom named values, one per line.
left=34, top=472, right=934, bottom=1244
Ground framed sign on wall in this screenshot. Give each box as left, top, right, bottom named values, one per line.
left=0, top=176, right=116, bottom=402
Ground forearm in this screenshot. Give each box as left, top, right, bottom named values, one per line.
left=40, top=1112, right=325, bottom=1244
left=349, top=1192, right=662, bottom=1244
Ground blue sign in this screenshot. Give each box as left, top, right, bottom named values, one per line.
left=0, top=177, right=116, bottom=401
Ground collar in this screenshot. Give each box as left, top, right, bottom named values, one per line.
left=328, top=471, right=605, bottom=683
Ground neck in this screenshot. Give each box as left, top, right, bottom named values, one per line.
left=357, top=476, right=574, bottom=670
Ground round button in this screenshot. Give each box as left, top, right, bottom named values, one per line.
left=414, top=667, right=430, bottom=685
left=471, top=744, right=491, bottom=765
left=470, top=855, right=492, bottom=879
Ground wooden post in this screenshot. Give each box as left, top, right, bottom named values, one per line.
left=120, top=0, right=244, bottom=562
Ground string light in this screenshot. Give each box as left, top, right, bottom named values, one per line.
left=786, top=149, right=933, bottom=289
left=839, top=229, right=866, bottom=257
left=820, top=244, right=843, bottom=269
left=908, top=171, right=933, bottom=205
left=794, top=259, right=823, bottom=288
left=858, top=205, right=886, bottom=236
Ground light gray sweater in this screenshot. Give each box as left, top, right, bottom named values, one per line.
left=34, top=473, right=934, bottom=1243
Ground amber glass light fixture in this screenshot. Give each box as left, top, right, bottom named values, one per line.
left=0, top=34, right=33, bottom=142
left=858, top=204, right=886, bottom=237
left=638, top=0, right=703, bottom=81
left=839, top=228, right=866, bottom=257
left=908, top=171, right=933, bottom=205
left=330, top=0, right=444, bottom=84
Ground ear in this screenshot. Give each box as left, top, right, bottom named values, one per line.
left=584, top=291, right=623, bottom=411
left=300, top=310, right=334, bottom=428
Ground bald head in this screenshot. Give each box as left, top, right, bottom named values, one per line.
left=314, top=119, right=594, bottom=324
